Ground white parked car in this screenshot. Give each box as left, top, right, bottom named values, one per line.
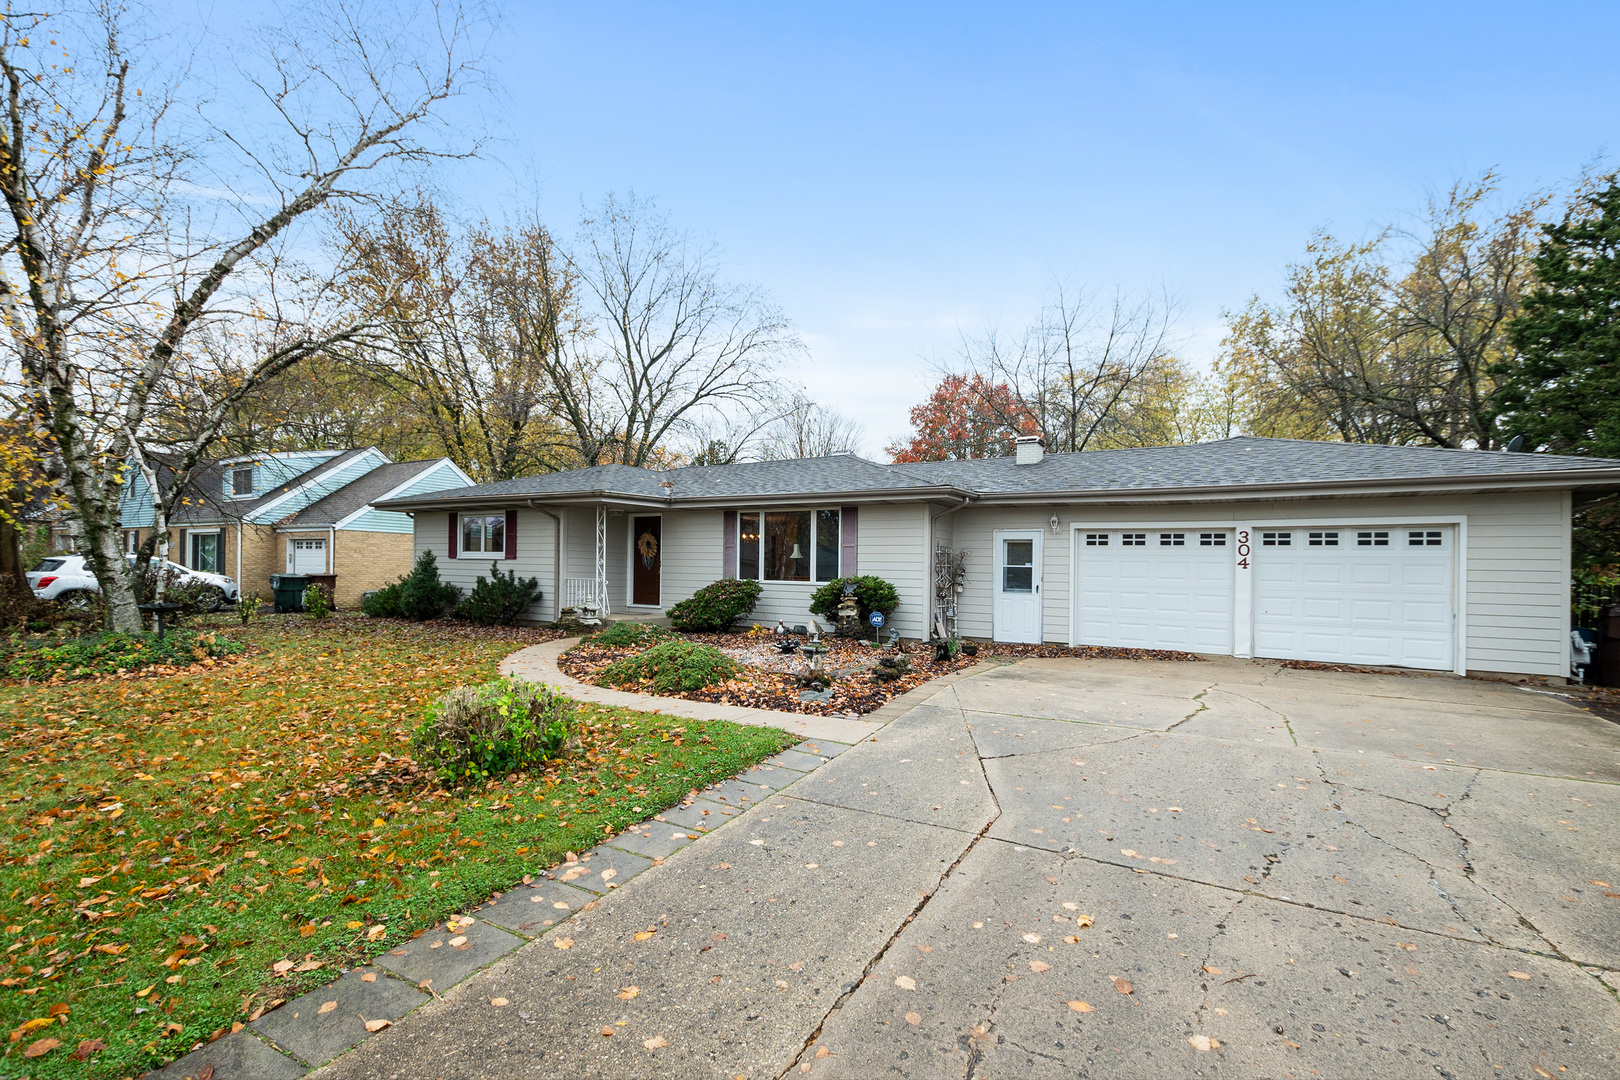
left=26, top=554, right=240, bottom=611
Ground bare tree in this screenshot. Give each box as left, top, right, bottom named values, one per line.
left=755, top=391, right=864, bottom=459
left=329, top=196, right=578, bottom=481
left=563, top=193, right=803, bottom=467
left=954, top=282, right=1182, bottom=452
left=1222, top=174, right=1547, bottom=449
left=0, top=2, right=484, bottom=629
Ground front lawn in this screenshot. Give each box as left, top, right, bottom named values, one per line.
left=0, top=615, right=795, bottom=1078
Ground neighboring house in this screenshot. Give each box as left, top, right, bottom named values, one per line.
left=79, top=448, right=474, bottom=609
left=377, top=435, right=1620, bottom=680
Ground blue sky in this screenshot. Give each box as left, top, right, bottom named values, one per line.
left=233, top=2, right=1620, bottom=455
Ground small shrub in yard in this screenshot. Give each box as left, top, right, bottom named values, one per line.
left=666, top=578, right=762, bottom=632
left=238, top=594, right=262, bottom=626
left=304, top=582, right=334, bottom=619
left=456, top=563, right=543, bottom=625
left=598, top=639, right=739, bottom=693
left=809, top=575, right=900, bottom=624
left=589, top=621, right=671, bottom=648
left=2, top=629, right=243, bottom=682
left=412, top=677, right=573, bottom=784
left=363, top=550, right=462, bottom=620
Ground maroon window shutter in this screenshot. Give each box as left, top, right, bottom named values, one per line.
left=722, top=510, right=737, bottom=578
left=840, top=506, right=857, bottom=577
left=505, top=509, right=518, bottom=560
left=448, top=512, right=458, bottom=559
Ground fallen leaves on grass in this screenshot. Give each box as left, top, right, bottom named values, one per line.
left=22, top=1036, right=60, bottom=1058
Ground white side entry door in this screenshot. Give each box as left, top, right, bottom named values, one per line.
left=993, top=530, right=1043, bottom=644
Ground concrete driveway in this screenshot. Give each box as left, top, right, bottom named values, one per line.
left=314, top=657, right=1620, bottom=1080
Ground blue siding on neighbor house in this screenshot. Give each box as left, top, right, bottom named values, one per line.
left=243, top=451, right=385, bottom=525
left=120, top=467, right=156, bottom=528
left=342, top=461, right=472, bottom=533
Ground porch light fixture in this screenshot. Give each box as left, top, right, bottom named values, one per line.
left=1049, top=513, right=1060, bottom=533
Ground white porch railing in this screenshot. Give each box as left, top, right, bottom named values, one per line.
left=564, top=576, right=601, bottom=613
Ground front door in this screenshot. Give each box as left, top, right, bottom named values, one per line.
left=993, top=530, right=1043, bottom=643
left=632, top=516, right=661, bottom=606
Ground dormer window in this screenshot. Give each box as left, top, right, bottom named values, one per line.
left=231, top=467, right=253, bottom=496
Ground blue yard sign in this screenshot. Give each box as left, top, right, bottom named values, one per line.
left=869, top=611, right=885, bottom=627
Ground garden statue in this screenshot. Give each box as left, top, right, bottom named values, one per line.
left=836, top=588, right=861, bottom=637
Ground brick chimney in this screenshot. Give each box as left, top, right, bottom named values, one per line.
left=1014, top=435, right=1046, bottom=466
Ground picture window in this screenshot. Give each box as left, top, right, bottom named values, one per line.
left=737, top=509, right=839, bottom=582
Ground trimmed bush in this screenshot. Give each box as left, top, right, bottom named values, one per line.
left=411, top=677, right=572, bottom=784
left=598, top=639, right=739, bottom=693
left=589, top=621, right=672, bottom=648
left=808, top=575, right=900, bottom=624
left=665, top=578, right=762, bottom=632
left=3, top=629, right=243, bottom=682
left=363, top=551, right=462, bottom=621
left=456, top=563, right=543, bottom=626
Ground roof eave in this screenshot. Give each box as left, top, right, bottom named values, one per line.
left=376, top=484, right=974, bottom=512
left=970, top=469, right=1620, bottom=505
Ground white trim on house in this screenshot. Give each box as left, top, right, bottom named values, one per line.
left=1066, top=514, right=1469, bottom=675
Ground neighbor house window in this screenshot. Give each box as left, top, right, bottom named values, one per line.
left=737, top=509, right=839, bottom=582
left=461, top=514, right=506, bottom=556
left=190, top=531, right=222, bottom=573
left=231, top=467, right=253, bottom=496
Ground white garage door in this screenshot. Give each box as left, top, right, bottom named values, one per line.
left=1075, top=530, right=1234, bottom=653
left=1253, top=527, right=1454, bottom=670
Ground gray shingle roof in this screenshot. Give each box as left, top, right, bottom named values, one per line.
left=376, top=437, right=1620, bottom=511
left=890, top=437, right=1620, bottom=495
left=169, top=449, right=374, bottom=523
left=280, top=459, right=449, bottom=527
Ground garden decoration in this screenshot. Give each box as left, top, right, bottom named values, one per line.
left=932, top=544, right=969, bottom=642
left=138, top=600, right=184, bottom=640
left=836, top=581, right=862, bottom=637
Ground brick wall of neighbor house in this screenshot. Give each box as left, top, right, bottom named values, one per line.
left=332, top=530, right=415, bottom=609
left=231, top=524, right=281, bottom=601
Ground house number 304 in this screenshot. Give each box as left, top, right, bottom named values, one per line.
left=1236, top=530, right=1251, bottom=569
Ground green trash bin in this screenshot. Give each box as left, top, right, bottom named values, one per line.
left=270, top=573, right=309, bottom=613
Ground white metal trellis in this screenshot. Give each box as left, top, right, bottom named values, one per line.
left=595, top=505, right=610, bottom=617
left=933, top=544, right=968, bottom=639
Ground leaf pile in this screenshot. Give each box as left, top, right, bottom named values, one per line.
left=0, top=615, right=792, bottom=1079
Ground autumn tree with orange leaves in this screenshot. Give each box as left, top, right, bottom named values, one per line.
left=885, top=374, right=1034, bottom=462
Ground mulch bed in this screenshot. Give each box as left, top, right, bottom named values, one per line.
left=559, top=631, right=1205, bottom=717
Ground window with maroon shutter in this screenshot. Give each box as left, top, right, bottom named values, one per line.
left=505, top=510, right=518, bottom=559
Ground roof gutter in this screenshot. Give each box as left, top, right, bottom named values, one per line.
left=377, top=483, right=976, bottom=513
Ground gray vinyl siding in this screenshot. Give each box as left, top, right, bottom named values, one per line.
left=948, top=490, right=1571, bottom=678
left=414, top=509, right=557, bottom=621
left=630, top=509, right=723, bottom=612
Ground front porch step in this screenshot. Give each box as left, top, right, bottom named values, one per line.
left=602, top=613, right=673, bottom=629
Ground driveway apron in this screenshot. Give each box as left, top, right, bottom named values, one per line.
left=308, top=657, right=1620, bottom=1080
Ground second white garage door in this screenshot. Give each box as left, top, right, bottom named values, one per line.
left=1252, top=527, right=1455, bottom=670
left=1075, top=530, right=1234, bottom=652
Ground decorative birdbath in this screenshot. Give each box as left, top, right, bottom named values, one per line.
left=138, top=601, right=185, bottom=640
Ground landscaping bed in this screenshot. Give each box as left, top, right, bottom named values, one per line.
left=0, top=616, right=792, bottom=1079
left=561, top=630, right=1205, bottom=716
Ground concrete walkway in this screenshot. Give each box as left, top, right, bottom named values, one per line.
left=500, top=636, right=890, bottom=745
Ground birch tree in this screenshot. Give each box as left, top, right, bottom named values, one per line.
left=0, top=2, right=484, bottom=629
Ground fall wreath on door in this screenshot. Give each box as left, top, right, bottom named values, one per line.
left=637, top=531, right=658, bottom=569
